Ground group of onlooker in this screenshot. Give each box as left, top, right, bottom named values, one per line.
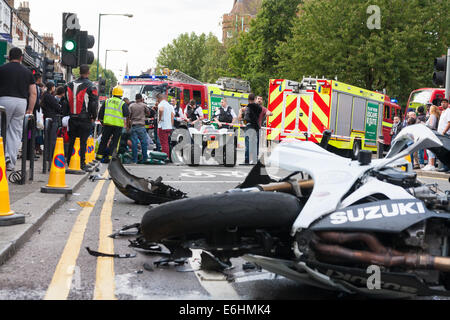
left=391, top=99, right=450, bottom=173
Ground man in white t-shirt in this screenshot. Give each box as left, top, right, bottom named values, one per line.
left=436, top=99, right=449, bottom=173
left=438, top=99, right=450, bottom=136
left=157, top=93, right=175, bottom=157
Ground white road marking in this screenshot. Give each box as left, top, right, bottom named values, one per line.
left=189, top=250, right=240, bottom=300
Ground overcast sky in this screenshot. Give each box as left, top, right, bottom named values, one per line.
left=26, top=0, right=232, bottom=80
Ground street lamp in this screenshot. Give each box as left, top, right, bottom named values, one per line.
left=97, top=13, right=133, bottom=80
left=104, top=49, right=128, bottom=93
left=105, top=49, right=128, bottom=74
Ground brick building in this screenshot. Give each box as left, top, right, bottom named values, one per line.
left=222, top=0, right=262, bottom=42
left=1, top=0, right=63, bottom=74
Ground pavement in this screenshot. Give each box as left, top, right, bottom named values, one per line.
left=0, top=158, right=92, bottom=266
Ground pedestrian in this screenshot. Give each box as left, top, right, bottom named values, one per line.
left=97, top=85, right=129, bottom=163
left=214, top=98, right=237, bottom=129
left=150, top=103, right=161, bottom=151
left=416, top=106, right=427, bottom=168
left=256, top=96, right=273, bottom=129
left=128, top=93, right=150, bottom=164
left=34, top=76, right=45, bottom=157
left=65, top=64, right=98, bottom=172
left=55, top=86, right=65, bottom=103
left=157, top=93, right=175, bottom=158
left=240, top=94, right=262, bottom=165
left=0, top=47, right=37, bottom=171
left=41, top=81, right=62, bottom=161
left=390, top=116, right=403, bottom=142
left=437, top=99, right=450, bottom=173
left=185, top=99, right=204, bottom=128
left=172, top=98, right=185, bottom=129
left=423, top=106, right=441, bottom=172
left=438, top=99, right=450, bottom=136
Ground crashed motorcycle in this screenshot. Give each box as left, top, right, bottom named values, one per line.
left=171, top=119, right=238, bottom=167
left=140, top=124, right=450, bottom=298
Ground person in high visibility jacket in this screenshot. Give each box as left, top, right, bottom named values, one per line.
left=96, top=85, right=130, bottom=163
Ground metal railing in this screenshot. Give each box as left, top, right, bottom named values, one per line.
left=20, top=114, right=35, bottom=185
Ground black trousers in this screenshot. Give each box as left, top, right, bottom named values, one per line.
left=97, top=125, right=122, bottom=160
left=67, top=118, right=91, bottom=167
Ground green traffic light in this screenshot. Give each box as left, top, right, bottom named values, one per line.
left=64, top=40, right=76, bottom=52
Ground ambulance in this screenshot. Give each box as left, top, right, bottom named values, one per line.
left=266, top=78, right=388, bottom=159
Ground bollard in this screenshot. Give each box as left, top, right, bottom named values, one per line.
left=20, top=114, right=36, bottom=185
left=43, top=118, right=53, bottom=174
left=0, top=106, right=6, bottom=144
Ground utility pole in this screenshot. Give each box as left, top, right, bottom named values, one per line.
left=446, top=47, right=450, bottom=100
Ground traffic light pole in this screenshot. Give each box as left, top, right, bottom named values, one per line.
left=96, top=14, right=101, bottom=81
left=446, top=47, right=450, bottom=100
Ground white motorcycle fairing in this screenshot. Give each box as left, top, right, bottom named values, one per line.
left=268, top=141, right=371, bottom=234
left=267, top=124, right=444, bottom=235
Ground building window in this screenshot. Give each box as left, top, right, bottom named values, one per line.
left=227, top=31, right=233, bottom=38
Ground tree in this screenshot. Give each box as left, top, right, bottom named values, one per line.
left=227, top=0, right=303, bottom=97
left=277, top=0, right=450, bottom=106
left=72, top=59, right=118, bottom=95
left=156, top=32, right=229, bottom=83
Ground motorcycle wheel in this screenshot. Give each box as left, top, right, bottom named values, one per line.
left=188, top=143, right=201, bottom=167
left=141, top=192, right=303, bottom=243
left=223, top=137, right=238, bottom=168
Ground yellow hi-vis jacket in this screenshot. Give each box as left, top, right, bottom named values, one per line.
left=103, top=97, right=126, bottom=127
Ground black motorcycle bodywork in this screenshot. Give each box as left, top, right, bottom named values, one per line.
left=109, top=155, right=187, bottom=205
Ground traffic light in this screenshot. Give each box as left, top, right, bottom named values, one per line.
left=98, top=77, right=107, bottom=96
left=43, top=57, right=55, bottom=83
left=78, top=31, right=95, bottom=65
left=433, top=55, right=447, bottom=87
left=61, top=13, right=80, bottom=67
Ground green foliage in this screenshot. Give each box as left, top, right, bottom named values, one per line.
left=276, top=0, right=450, bottom=106
left=72, top=59, right=118, bottom=95
left=153, top=0, right=448, bottom=105
left=227, top=0, right=303, bottom=96
left=156, top=32, right=230, bottom=83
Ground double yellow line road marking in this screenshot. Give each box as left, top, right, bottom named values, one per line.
left=45, top=172, right=117, bottom=300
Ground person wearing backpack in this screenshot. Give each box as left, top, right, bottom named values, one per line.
left=214, top=98, right=237, bottom=129
left=64, top=65, right=98, bottom=171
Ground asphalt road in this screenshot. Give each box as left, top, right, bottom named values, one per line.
left=0, top=162, right=448, bottom=301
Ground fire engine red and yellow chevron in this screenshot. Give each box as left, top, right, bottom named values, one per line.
left=309, top=90, right=332, bottom=142
left=267, top=80, right=287, bottom=141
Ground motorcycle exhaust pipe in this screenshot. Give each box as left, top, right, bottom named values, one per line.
left=312, top=241, right=450, bottom=272
left=316, top=232, right=402, bottom=256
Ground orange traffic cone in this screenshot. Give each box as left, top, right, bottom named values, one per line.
left=41, top=138, right=73, bottom=194
left=0, top=137, right=25, bottom=226
left=67, top=138, right=85, bottom=175
left=89, top=137, right=96, bottom=165
left=85, top=137, right=93, bottom=165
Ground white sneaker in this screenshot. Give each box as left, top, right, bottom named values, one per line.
left=422, top=165, right=436, bottom=172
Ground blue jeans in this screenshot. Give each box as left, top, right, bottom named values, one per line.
left=153, top=126, right=161, bottom=151
left=418, top=149, right=425, bottom=165
left=131, top=126, right=149, bottom=163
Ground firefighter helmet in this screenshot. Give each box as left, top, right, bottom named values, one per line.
left=112, top=85, right=124, bottom=97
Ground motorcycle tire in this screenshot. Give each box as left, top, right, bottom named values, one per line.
left=223, top=137, right=238, bottom=168
left=188, top=144, right=201, bottom=167
left=141, top=192, right=303, bottom=243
